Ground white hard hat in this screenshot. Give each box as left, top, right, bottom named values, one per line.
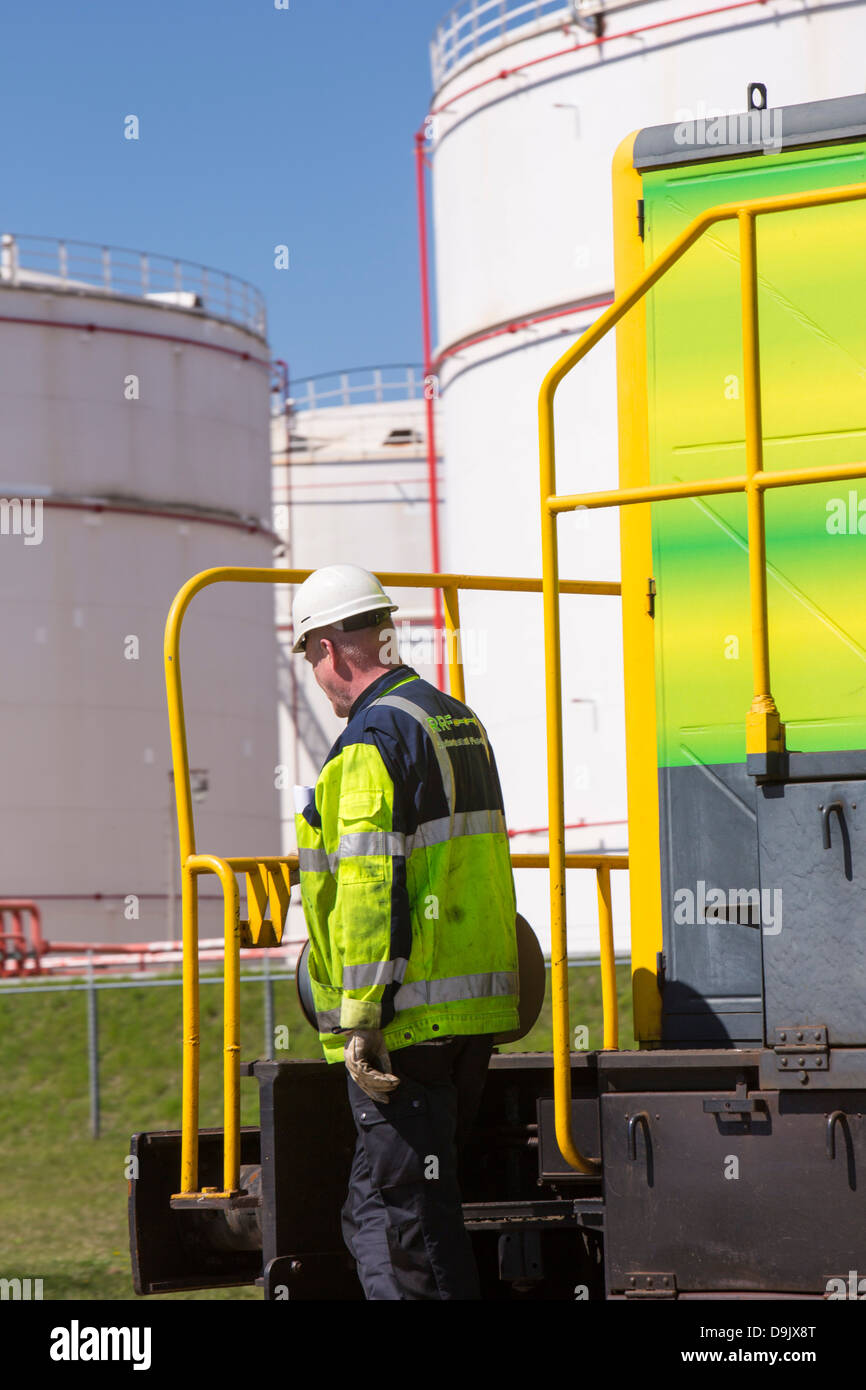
left=291, top=565, right=398, bottom=653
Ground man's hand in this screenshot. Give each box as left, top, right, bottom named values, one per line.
left=344, top=1029, right=401, bottom=1103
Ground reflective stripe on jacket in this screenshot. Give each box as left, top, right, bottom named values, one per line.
left=295, top=667, right=519, bottom=1062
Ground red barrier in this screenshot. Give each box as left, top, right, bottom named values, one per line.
left=0, top=901, right=44, bottom=976
left=0, top=903, right=305, bottom=978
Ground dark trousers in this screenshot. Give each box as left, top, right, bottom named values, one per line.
left=341, top=1034, right=493, bottom=1301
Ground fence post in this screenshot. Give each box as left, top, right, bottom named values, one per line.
left=87, top=952, right=100, bottom=1139
left=263, top=949, right=274, bottom=1059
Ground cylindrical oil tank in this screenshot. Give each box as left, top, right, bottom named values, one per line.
left=0, top=233, right=280, bottom=947
left=427, top=0, right=866, bottom=954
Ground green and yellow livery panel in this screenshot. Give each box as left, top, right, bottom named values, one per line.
left=615, top=94, right=866, bottom=1047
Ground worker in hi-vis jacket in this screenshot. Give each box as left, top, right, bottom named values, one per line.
left=292, top=564, right=519, bottom=1301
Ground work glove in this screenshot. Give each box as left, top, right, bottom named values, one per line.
left=344, top=1029, right=401, bottom=1103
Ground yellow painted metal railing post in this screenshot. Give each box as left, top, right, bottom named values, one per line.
left=596, top=864, right=618, bottom=1051
left=166, top=580, right=202, bottom=1197
left=220, top=863, right=241, bottom=1194
left=182, top=855, right=242, bottom=1197
left=179, top=860, right=199, bottom=1195
left=539, top=369, right=600, bottom=1177
left=739, top=209, right=783, bottom=761
left=443, top=585, right=465, bottom=702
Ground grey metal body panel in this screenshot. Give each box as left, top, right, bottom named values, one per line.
left=758, top=778, right=866, bottom=1045
left=785, top=752, right=866, bottom=781
left=659, top=761, right=762, bottom=1043
left=602, top=1086, right=866, bottom=1294
left=633, top=93, right=866, bottom=170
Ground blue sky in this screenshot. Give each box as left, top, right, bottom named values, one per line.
left=0, top=0, right=450, bottom=381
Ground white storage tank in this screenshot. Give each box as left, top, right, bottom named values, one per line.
left=0, top=233, right=280, bottom=947
left=427, top=0, right=866, bottom=953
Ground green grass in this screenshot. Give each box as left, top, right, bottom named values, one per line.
left=0, top=962, right=633, bottom=1301
left=498, top=961, right=635, bottom=1056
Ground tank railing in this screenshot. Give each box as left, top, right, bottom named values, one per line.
left=431, top=0, right=569, bottom=88
left=291, top=366, right=427, bottom=412
left=0, top=232, right=267, bottom=337
left=166, top=565, right=623, bottom=1201
left=539, top=179, right=866, bottom=1175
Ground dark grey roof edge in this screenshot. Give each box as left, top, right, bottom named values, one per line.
left=633, top=93, right=866, bottom=170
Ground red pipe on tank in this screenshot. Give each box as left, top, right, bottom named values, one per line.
left=415, top=132, right=446, bottom=692
left=436, top=296, right=615, bottom=370
left=429, top=0, right=771, bottom=117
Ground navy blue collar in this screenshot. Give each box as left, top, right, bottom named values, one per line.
left=348, top=666, right=419, bottom=722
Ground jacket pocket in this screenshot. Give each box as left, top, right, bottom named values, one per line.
left=337, top=789, right=387, bottom=884
left=353, top=1088, right=430, bottom=1190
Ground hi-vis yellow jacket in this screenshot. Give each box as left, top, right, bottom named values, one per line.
left=295, top=667, right=519, bottom=1062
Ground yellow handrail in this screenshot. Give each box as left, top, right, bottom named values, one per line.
left=165, top=567, right=622, bottom=1198
left=539, top=179, right=866, bottom=1174
left=513, top=853, right=626, bottom=1060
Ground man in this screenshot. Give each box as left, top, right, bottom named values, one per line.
left=292, top=563, right=519, bottom=1300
